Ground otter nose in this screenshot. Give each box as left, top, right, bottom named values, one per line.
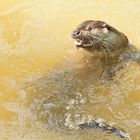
left=72, top=31, right=81, bottom=37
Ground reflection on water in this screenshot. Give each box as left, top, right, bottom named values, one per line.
left=0, top=0, right=140, bottom=140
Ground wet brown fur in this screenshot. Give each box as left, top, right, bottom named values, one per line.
left=71, top=20, right=129, bottom=54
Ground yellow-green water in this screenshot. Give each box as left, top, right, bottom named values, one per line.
left=0, top=0, right=140, bottom=140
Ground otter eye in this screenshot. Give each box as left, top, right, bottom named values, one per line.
left=73, top=31, right=81, bottom=37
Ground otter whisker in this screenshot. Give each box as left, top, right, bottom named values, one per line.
left=89, top=33, right=115, bottom=49
left=102, top=43, right=115, bottom=62
left=102, top=40, right=114, bottom=48
left=102, top=44, right=112, bottom=63
left=88, top=35, right=100, bottom=49
left=101, top=45, right=108, bottom=63
left=89, top=36, right=97, bottom=49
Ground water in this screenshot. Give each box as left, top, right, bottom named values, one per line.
left=0, top=0, right=140, bottom=140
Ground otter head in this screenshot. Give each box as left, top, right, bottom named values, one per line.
left=71, top=20, right=128, bottom=53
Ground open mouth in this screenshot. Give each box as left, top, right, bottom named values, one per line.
left=74, top=39, right=92, bottom=48
left=74, top=39, right=83, bottom=47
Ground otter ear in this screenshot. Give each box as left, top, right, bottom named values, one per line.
left=102, top=23, right=107, bottom=27
left=102, top=23, right=111, bottom=30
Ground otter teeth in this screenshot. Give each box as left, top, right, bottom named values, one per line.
left=74, top=39, right=82, bottom=46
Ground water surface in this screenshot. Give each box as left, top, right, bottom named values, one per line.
left=0, top=0, right=140, bottom=140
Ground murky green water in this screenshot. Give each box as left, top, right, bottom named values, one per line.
left=0, top=0, right=140, bottom=140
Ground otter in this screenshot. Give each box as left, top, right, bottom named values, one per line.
left=71, top=20, right=129, bottom=53
left=71, top=20, right=140, bottom=80
left=71, top=20, right=136, bottom=140
left=25, top=21, right=139, bottom=140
